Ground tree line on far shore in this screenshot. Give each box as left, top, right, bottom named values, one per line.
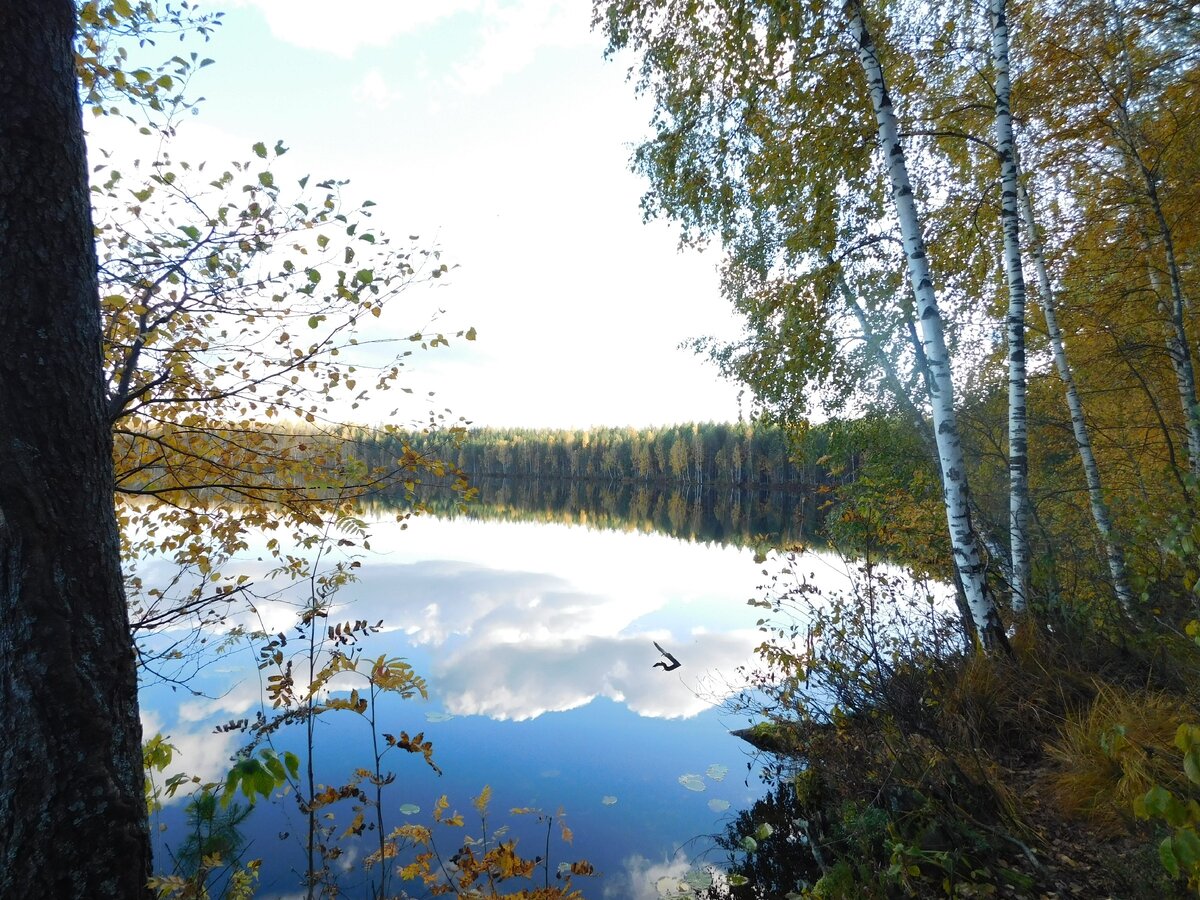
left=352, top=421, right=847, bottom=489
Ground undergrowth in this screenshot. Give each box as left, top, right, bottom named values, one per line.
left=700, top=560, right=1200, bottom=899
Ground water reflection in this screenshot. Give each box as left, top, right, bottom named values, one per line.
left=364, top=478, right=824, bottom=550
left=139, top=501, right=854, bottom=897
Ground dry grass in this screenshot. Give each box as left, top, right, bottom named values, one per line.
left=1043, top=682, right=1195, bottom=835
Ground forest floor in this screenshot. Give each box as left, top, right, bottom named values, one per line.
left=718, top=617, right=1200, bottom=899
left=998, top=766, right=1184, bottom=898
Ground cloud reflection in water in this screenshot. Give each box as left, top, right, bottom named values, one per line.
left=306, top=555, right=766, bottom=721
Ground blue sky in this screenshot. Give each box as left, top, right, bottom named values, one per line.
left=95, top=1, right=747, bottom=430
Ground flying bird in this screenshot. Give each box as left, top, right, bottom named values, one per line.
left=652, top=640, right=681, bottom=672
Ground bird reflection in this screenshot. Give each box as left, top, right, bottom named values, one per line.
left=652, top=640, right=681, bottom=672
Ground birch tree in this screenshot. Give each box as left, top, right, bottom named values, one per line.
left=597, top=0, right=1010, bottom=648
left=1017, top=179, right=1136, bottom=612
left=1019, top=0, right=1200, bottom=493
left=988, top=0, right=1032, bottom=614
left=844, top=0, right=1006, bottom=647
left=973, top=0, right=1138, bottom=614
left=1107, top=2, right=1200, bottom=480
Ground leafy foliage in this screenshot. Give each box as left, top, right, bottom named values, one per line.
left=394, top=788, right=593, bottom=898
left=97, top=130, right=470, bottom=638
left=1136, top=724, right=1200, bottom=889
left=75, top=1, right=472, bottom=677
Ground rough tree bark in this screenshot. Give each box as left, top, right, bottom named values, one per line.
left=0, top=3, right=151, bottom=895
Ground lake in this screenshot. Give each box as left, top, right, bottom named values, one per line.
left=138, top=495, right=855, bottom=898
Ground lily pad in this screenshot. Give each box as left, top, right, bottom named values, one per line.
left=424, top=711, right=454, bottom=722
left=398, top=803, right=420, bottom=815
left=678, top=774, right=706, bottom=792
left=684, top=869, right=714, bottom=889
left=601, top=795, right=618, bottom=806
left=705, top=764, right=728, bottom=782
left=707, top=799, right=730, bottom=812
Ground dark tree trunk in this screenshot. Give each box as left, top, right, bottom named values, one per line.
left=0, top=3, right=151, bottom=895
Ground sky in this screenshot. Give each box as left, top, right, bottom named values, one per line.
left=92, top=1, right=748, bottom=431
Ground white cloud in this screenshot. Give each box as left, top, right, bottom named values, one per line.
left=239, top=0, right=597, bottom=94
left=142, top=709, right=240, bottom=805
left=238, top=0, right=479, bottom=57
left=177, top=677, right=264, bottom=724
left=432, top=628, right=763, bottom=721
left=452, top=0, right=598, bottom=94
left=352, top=68, right=403, bottom=109
left=165, top=727, right=239, bottom=790
left=605, top=851, right=697, bottom=900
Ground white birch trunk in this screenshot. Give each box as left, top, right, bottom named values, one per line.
left=828, top=258, right=1016, bottom=641
left=844, top=0, right=1007, bottom=649
left=1018, top=181, right=1136, bottom=613
left=829, top=256, right=1015, bottom=594
left=989, top=0, right=1031, bottom=615
left=905, top=310, right=1015, bottom=590
left=836, top=266, right=978, bottom=642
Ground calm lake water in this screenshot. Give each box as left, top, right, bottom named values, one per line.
left=139, top=506, right=856, bottom=898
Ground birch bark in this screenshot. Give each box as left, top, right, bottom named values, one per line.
left=843, top=0, right=1008, bottom=649
left=826, top=260, right=978, bottom=640
left=1142, top=221, right=1200, bottom=480
left=828, top=257, right=1012, bottom=609
left=1018, top=181, right=1136, bottom=613
left=989, top=0, right=1032, bottom=614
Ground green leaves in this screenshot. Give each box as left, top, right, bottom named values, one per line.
left=221, top=749, right=300, bottom=807
left=1134, top=724, right=1200, bottom=886
left=1175, top=725, right=1200, bottom=797
left=1160, top=828, right=1200, bottom=880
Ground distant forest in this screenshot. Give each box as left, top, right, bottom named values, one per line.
left=351, top=422, right=840, bottom=489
